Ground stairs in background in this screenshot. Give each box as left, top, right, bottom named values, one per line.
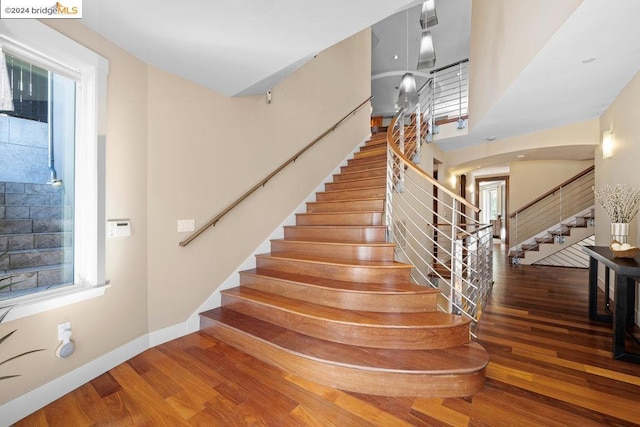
left=509, top=208, right=595, bottom=266
left=200, top=134, right=489, bottom=398
left=0, top=182, right=73, bottom=297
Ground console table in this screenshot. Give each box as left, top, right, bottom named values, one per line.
left=582, top=245, right=640, bottom=363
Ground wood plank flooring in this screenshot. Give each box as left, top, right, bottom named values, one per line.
left=15, top=242, right=640, bottom=426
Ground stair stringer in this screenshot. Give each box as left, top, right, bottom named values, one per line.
left=517, top=222, right=594, bottom=265
left=533, top=235, right=595, bottom=268
left=186, top=136, right=372, bottom=332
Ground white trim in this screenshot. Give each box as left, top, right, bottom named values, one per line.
left=0, top=333, right=149, bottom=426
left=0, top=19, right=108, bottom=314
left=0, top=285, right=109, bottom=323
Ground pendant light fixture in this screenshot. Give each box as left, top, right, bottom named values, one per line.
left=420, top=0, right=438, bottom=29
left=417, top=1, right=437, bottom=69
left=417, top=31, right=436, bottom=69
left=396, top=8, right=418, bottom=110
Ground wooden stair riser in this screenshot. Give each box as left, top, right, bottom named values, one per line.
left=221, top=291, right=470, bottom=350
left=359, top=139, right=386, bottom=150
left=270, top=240, right=394, bottom=261
left=332, top=168, right=386, bottom=182
left=340, top=160, right=387, bottom=173
left=239, top=271, right=439, bottom=313
left=306, top=199, right=384, bottom=213
left=296, top=212, right=383, bottom=226
left=353, top=147, right=386, bottom=159
left=200, top=318, right=486, bottom=398
left=255, top=255, right=411, bottom=284
left=283, top=226, right=387, bottom=243
left=325, top=177, right=386, bottom=191
left=315, top=187, right=385, bottom=202
left=347, top=153, right=386, bottom=166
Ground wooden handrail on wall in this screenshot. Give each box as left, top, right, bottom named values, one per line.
left=509, top=165, right=595, bottom=219
left=179, top=96, right=373, bottom=247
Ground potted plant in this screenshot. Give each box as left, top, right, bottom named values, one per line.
left=594, top=184, right=640, bottom=243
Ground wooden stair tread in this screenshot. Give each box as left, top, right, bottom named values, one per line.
left=255, top=252, right=411, bottom=269
left=223, top=287, right=464, bottom=328
left=242, top=268, right=438, bottom=295
left=283, top=225, right=387, bottom=243
left=201, top=307, right=488, bottom=374
left=306, top=201, right=385, bottom=214
left=271, top=239, right=394, bottom=249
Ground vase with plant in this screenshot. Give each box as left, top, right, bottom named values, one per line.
left=594, top=183, right=640, bottom=243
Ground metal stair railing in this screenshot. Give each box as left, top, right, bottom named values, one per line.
left=508, top=166, right=595, bottom=262
left=385, top=110, right=492, bottom=337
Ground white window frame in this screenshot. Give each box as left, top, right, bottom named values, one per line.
left=0, top=20, right=108, bottom=322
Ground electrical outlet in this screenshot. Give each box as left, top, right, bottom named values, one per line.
left=58, top=321, right=71, bottom=341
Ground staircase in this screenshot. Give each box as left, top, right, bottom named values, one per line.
left=509, top=208, right=595, bottom=266
left=200, top=135, right=489, bottom=398
left=0, top=182, right=73, bottom=298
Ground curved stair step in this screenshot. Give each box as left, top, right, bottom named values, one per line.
left=347, top=153, right=386, bottom=166
left=270, top=239, right=395, bottom=261
left=240, top=268, right=439, bottom=312
left=325, top=176, right=386, bottom=191
left=315, top=186, right=386, bottom=202
left=353, top=147, right=386, bottom=159
left=332, top=167, right=386, bottom=182
left=340, top=160, right=386, bottom=173
left=283, top=225, right=387, bottom=243
left=295, top=211, right=383, bottom=226
left=221, top=287, right=470, bottom=349
left=306, top=198, right=384, bottom=213
left=200, top=308, right=488, bottom=398
left=255, top=252, right=411, bottom=284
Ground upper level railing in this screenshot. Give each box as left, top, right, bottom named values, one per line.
left=386, top=85, right=493, bottom=335
left=508, top=165, right=595, bottom=258
left=423, top=59, right=468, bottom=134
left=179, top=96, right=372, bottom=247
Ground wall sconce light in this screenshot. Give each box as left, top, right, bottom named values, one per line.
left=602, top=129, right=613, bottom=159
left=450, top=175, right=457, bottom=189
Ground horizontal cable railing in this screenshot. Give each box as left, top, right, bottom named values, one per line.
left=386, top=107, right=493, bottom=336
left=508, top=166, right=595, bottom=260
left=179, top=96, right=372, bottom=247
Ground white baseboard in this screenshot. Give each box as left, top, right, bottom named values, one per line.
left=0, top=334, right=149, bottom=426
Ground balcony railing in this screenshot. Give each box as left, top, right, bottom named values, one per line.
left=385, top=73, right=493, bottom=335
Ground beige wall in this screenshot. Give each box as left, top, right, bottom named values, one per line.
left=0, top=20, right=150, bottom=404
left=509, top=159, right=594, bottom=212
left=596, top=70, right=640, bottom=247
left=469, top=0, right=582, bottom=127
left=445, top=119, right=599, bottom=175
left=0, top=23, right=371, bottom=406
left=596, top=70, right=640, bottom=325
left=146, top=29, right=371, bottom=331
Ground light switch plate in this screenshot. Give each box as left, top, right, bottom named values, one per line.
left=177, top=219, right=195, bottom=232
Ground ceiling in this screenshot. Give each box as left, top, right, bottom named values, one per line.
left=370, top=0, right=471, bottom=118
left=81, top=0, right=421, bottom=97
left=371, top=0, right=640, bottom=176
left=80, top=0, right=640, bottom=176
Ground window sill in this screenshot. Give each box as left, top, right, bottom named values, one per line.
left=0, top=284, right=110, bottom=323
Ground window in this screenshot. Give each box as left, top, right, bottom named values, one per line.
left=0, top=20, right=108, bottom=321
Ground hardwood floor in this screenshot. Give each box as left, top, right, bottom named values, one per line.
left=16, top=243, right=640, bottom=426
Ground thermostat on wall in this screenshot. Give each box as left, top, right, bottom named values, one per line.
left=107, top=219, right=131, bottom=238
